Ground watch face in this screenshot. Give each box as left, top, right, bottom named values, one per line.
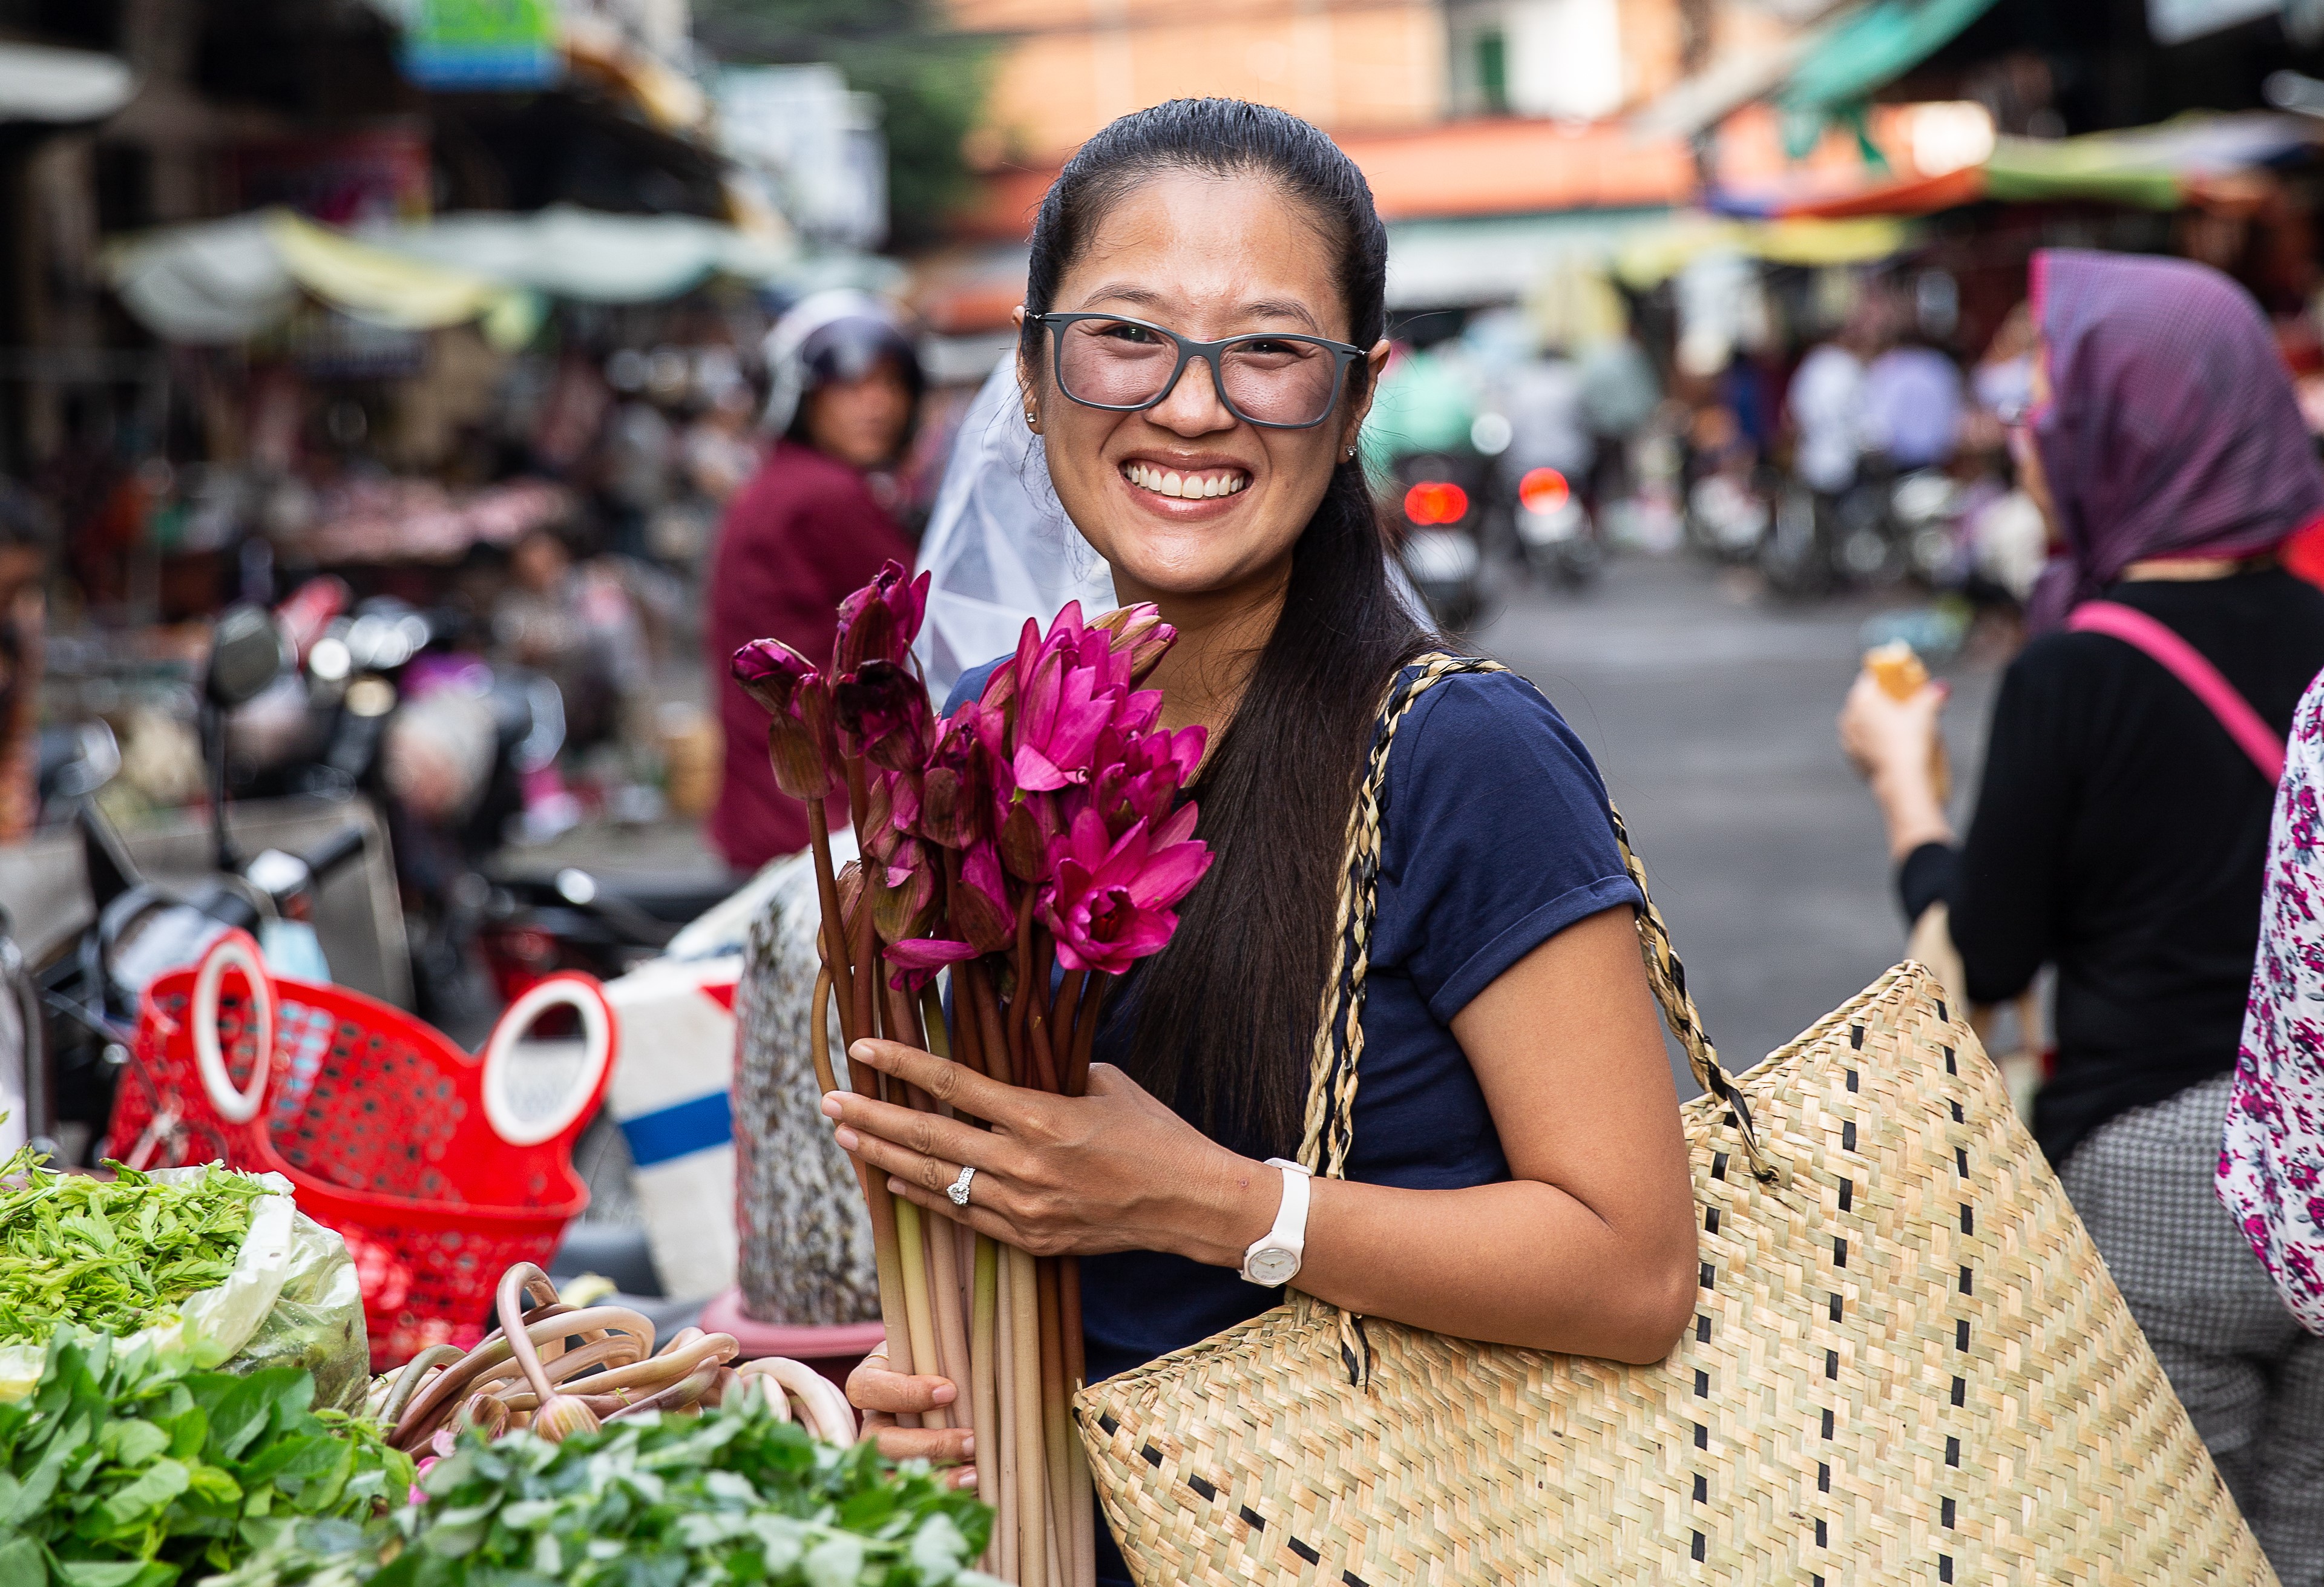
left=1247, top=1247, right=1299, bottom=1287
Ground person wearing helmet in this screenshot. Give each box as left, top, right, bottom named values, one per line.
left=704, top=292, right=925, bottom=870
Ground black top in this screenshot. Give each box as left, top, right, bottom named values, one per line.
left=1898, top=569, right=2324, bottom=1165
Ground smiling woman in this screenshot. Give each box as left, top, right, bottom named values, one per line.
left=828, top=98, right=1698, bottom=1587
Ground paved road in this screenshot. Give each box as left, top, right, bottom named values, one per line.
left=1472, top=556, right=2000, bottom=1090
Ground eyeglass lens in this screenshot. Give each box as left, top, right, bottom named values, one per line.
left=1054, top=319, right=1341, bottom=426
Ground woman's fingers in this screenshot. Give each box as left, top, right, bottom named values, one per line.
left=847, top=1039, right=1041, bottom=1131
left=884, top=1166, right=1029, bottom=1247
left=824, top=1085, right=1010, bottom=1178
left=872, top=1424, right=977, bottom=1468
left=847, top=1359, right=959, bottom=1418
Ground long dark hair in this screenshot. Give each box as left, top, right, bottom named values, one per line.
left=1020, top=99, right=1435, bottom=1156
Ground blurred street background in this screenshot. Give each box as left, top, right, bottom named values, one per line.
left=2, top=0, right=2322, bottom=1150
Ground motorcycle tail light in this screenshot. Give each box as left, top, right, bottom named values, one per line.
left=1518, top=467, right=1571, bottom=514
left=1403, top=481, right=1469, bottom=526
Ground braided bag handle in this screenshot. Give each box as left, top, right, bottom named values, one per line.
left=1295, top=654, right=1774, bottom=1185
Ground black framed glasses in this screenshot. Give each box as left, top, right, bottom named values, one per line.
left=1031, top=312, right=1365, bottom=430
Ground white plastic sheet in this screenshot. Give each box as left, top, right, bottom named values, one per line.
left=912, top=360, right=1117, bottom=704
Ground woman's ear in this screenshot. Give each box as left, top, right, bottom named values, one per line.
left=1340, top=338, right=1393, bottom=454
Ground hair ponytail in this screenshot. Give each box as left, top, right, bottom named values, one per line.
left=1022, top=99, right=1435, bottom=1154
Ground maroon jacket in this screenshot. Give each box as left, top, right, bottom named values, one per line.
left=704, top=439, right=914, bottom=870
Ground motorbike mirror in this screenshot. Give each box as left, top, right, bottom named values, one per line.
left=207, top=604, right=286, bottom=709
left=53, top=721, right=121, bottom=800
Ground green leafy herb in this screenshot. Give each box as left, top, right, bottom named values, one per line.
left=0, top=1330, right=412, bottom=1587
left=0, top=1149, right=268, bottom=1346
left=204, top=1398, right=997, bottom=1587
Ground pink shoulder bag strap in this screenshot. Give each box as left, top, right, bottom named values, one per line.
left=2067, top=600, right=2286, bottom=783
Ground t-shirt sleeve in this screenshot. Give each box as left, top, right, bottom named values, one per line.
left=1375, top=670, right=1644, bottom=1025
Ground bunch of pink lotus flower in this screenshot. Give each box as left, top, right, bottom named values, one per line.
left=734, top=561, right=1210, bottom=1587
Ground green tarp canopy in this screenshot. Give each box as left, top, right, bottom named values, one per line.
left=1776, top=0, right=2004, bottom=157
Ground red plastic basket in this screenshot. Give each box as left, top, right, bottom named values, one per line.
left=109, top=931, right=615, bottom=1367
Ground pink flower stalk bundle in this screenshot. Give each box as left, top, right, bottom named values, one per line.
left=733, top=564, right=1208, bottom=1587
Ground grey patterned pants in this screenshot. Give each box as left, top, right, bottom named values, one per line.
left=2060, top=1073, right=2324, bottom=1586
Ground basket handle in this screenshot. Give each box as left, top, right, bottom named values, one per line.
left=189, top=930, right=275, bottom=1126
left=479, top=972, right=617, bottom=1148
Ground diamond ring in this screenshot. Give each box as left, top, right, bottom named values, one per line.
left=947, top=1165, right=977, bottom=1207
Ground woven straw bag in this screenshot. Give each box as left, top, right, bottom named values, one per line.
left=1075, top=654, right=2276, bottom=1586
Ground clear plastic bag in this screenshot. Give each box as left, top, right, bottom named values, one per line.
left=0, top=1168, right=370, bottom=1409
left=911, top=359, right=1115, bottom=703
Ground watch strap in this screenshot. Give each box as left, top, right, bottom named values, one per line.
left=1241, top=1158, right=1314, bottom=1285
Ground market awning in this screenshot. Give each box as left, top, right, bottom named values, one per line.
left=1710, top=111, right=2323, bottom=218
left=0, top=42, right=136, bottom=125
left=104, top=206, right=807, bottom=345
left=375, top=206, right=790, bottom=301
left=104, top=211, right=534, bottom=345
left=1776, top=0, right=2003, bottom=156
left=1613, top=215, right=1918, bottom=285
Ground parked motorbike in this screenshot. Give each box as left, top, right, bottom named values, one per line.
left=476, top=867, right=732, bottom=1004
left=31, top=608, right=373, bottom=1162
left=280, top=591, right=566, bottom=1024
left=1390, top=452, right=1489, bottom=631
left=1512, top=465, right=1601, bottom=589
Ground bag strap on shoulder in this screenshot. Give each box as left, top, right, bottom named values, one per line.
left=2067, top=600, right=2286, bottom=783
left=1295, top=652, right=1774, bottom=1188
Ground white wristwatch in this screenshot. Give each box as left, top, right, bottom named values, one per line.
left=1241, top=1158, right=1315, bottom=1287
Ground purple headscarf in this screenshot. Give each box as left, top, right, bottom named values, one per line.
left=2025, top=248, right=2324, bottom=632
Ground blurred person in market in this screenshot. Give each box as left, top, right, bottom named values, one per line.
left=1575, top=329, right=1658, bottom=511
left=704, top=291, right=922, bottom=872
left=493, top=519, right=650, bottom=753
left=1785, top=297, right=1888, bottom=497
left=0, top=482, right=48, bottom=841
left=1838, top=251, right=2324, bottom=1579
left=1861, top=331, right=1964, bottom=473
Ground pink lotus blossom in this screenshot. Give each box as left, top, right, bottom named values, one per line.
left=886, top=935, right=981, bottom=991
left=1091, top=603, right=1175, bottom=685
left=835, top=561, right=930, bottom=673
left=833, top=659, right=933, bottom=771
left=1074, top=723, right=1206, bottom=838
left=948, top=840, right=1016, bottom=951
left=1039, top=807, right=1212, bottom=975
left=921, top=706, right=1005, bottom=850
left=730, top=638, right=838, bottom=800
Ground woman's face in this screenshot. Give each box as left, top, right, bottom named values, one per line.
left=804, top=361, right=914, bottom=470
left=1020, top=169, right=1387, bottom=607
left=2014, top=337, right=2061, bottom=549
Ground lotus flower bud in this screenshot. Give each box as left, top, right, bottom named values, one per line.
left=530, top=1393, right=602, bottom=1443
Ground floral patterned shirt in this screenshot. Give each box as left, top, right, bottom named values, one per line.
left=2223, top=664, right=2324, bottom=1333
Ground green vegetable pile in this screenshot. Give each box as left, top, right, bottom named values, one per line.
left=0, top=1149, right=267, bottom=1346
left=208, top=1397, right=997, bottom=1587
left=0, top=1330, right=412, bottom=1587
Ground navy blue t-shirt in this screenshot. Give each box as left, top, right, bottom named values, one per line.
left=944, top=661, right=1640, bottom=1581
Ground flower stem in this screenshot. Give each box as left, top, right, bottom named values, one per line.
left=994, top=1249, right=1019, bottom=1582
left=893, top=1198, right=947, bottom=1430
left=1038, top=1257, right=1074, bottom=1556
left=1053, top=968, right=1087, bottom=1072
left=970, top=962, right=1013, bottom=1088
left=924, top=1192, right=971, bottom=1422
left=971, top=1235, right=1000, bottom=1535
left=1009, top=1244, right=1047, bottom=1587
left=1061, top=1253, right=1092, bottom=1584
left=1068, top=975, right=1103, bottom=1097
left=805, top=797, right=855, bottom=1042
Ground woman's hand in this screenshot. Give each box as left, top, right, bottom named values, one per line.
left=1837, top=669, right=1956, bottom=859
left=1838, top=668, right=1946, bottom=781
left=822, top=1039, right=1278, bottom=1267
left=845, top=1344, right=977, bottom=1486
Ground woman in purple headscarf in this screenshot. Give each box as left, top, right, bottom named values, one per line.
left=1840, top=249, right=2324, bottom=1579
